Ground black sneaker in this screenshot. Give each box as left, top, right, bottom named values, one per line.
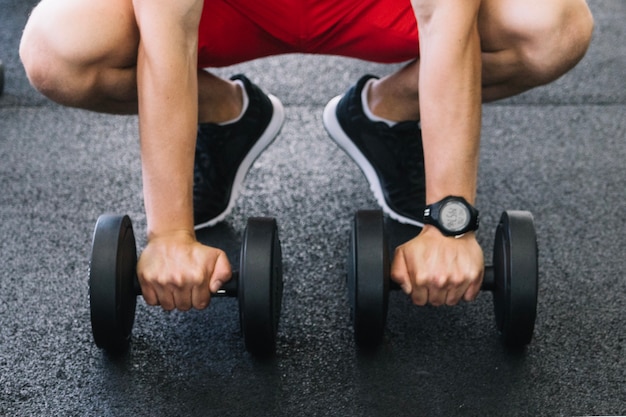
left=193, top=74, right=285, bottom=228
left=323, top=75, right=425, bottom=226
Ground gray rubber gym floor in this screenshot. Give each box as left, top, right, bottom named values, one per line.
left=1, top=1, right=624, bottom=416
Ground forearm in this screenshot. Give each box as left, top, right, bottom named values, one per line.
left=414, top=0, right=482, bottom=205
left=391, top=1, right=485, bottom=308
left=134, top=0, right=202, bottom=238
left=138, top=52, right=197, bottom=238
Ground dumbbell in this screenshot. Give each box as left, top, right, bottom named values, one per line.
left=348, top=210, right=538, bottom=348
left=89, top=214, right=283, bottom=357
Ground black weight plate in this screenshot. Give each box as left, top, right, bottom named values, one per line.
left=89, top=214, right=138, bottom=353
left=492, top=210, right=538, bottom=347
left=238, top=217, right=283, bottom=356
left=349, top=210, right=390, bottom=348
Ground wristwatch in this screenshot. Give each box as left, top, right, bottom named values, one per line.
left=423, top=196, right=479, bottom=237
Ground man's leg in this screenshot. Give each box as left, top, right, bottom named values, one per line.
left=20, top=0, right=140, bottom=114
left=20, top=0, right=246, bottom=124
left=20, top=0, right=286, bottom=229
left=324, top=0, right=593, bottom=224
left=479, top=0, right=594, bottom=102
left=369, top=0, right=594, bottom=121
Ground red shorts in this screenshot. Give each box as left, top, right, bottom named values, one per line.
left=198, top=0, right=419, bottom=68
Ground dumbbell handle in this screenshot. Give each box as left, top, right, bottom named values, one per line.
left=132, top=272, right=240, bottom=297
left=389, top=265, right=496, bottom=292
left=481, top=266, right=496, bottom=292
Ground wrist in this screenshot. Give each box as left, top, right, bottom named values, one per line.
left=144, top=193, right=195, bottom=241
left=147, top=224, right=196, bottom=243
left=422, top=224, right=477, bottom=241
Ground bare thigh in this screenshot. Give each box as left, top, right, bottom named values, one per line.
left=477, top=0, right=593, bottom=100
left=21, top=0, right=140, bottom=111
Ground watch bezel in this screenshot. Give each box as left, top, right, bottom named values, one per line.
left=423, top=196, right=480, bottom=237
left=440, top=199, right=471, bottom=233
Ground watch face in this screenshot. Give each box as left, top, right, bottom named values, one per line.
left=440, top=200, right=470, bottom=233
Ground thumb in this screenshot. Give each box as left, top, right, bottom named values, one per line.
left=390, top=248, right=412, bottom=295
left=209, top=250, right=232, bottom=293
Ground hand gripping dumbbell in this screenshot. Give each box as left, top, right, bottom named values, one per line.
left=89, top=214, right=283, bottom=357
left=348, top=210, right=538, bottom=348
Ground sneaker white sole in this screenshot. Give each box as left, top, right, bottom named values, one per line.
left=194, top=93, right=285, bottom=230
left=323, top=95, right=424, bottom=228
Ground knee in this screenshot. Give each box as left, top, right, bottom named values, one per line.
left=20, top=0, right=138, bottom=108
left=20, top=3, right=87, bottom=105
left=20, top=38, right=59, bottom=103
left=517, top=0, right=594, bottom=86
left=20, top=9, right=50, bottom=97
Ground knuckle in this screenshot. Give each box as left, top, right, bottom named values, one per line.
left=431, top=274, right=449, bottom=290
left=449, top=274, right=466, bottom=289
left=158, top=273, right=186, bottom=290
left=139, top=269, right=157, bottom=285
left=194, top=298, right=210, bottom=310
left=144, top=296, right=158, bottom=306
left=161, top=302, right=175, bottom=312
left=170, top=274, right=186, bottom=289
left=192, top=269, right=208, bottom=287
left=411, top=292, right=427, bottom=306
left=429, top=295, right=445, bottom=307
left=463, top=291, right=474, bottom=302
left=446, top=290, right=462, bottom=304
left=413, top=271, right=430, bottom=288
